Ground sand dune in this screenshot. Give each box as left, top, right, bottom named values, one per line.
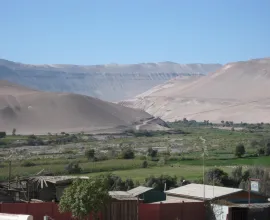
left=0, top=80, right=164, bottom=134
left=121, top=58, right=270, bottom=123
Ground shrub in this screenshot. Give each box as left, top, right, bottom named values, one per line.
left=21, top=161, right=36, bottom=167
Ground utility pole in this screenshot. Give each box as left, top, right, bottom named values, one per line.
left=8, top=160, right=11, bottom=190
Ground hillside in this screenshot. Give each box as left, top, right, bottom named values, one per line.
left=0, top=80, right=166, bottom=134
left=0, top=59, right=221, bottom=101
left=120, top=58, right=270, bottom=123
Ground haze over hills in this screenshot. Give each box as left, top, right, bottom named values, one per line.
left=0, top=59, right=221, bottom=102
left=0, top=80, right=167, bottom=135
left=120, top=58, right=270, bottom=123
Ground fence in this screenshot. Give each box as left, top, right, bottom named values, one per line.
left=140, top=202, right=205, bottom=220
left=0, top=201, right=205, bottom=220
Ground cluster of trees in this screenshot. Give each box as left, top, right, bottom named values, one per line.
left=221, top=120, right=234, bottom=127
left=27, top=135, right=44, bottom=146
left=234, top=141, right=270, bottom=158
left=205, top=166, right=270, bottom=197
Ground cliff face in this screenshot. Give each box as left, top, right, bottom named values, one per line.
left=0, top=59, right=221, bottom=101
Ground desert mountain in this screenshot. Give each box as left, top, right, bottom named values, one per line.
left=0, top=80, right=166, bottom=135
left=120, top=58, right=270, bottom=123
left=0, top=59, right=221, bottom=101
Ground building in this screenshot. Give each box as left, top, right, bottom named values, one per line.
left=127, top=186, right=165, bottom=203
left=165, top=183, right=268, bottom=204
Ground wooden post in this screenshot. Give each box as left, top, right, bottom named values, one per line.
left=137, top=196, right=139, bottom=220
left=8, top=161, right=11, bottom=190
left=248, top=178, right=251, bottom=207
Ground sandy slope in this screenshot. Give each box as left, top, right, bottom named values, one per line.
left=121, top=58, right=270, bottom=123
left=0, top=80, right=163, bottom=134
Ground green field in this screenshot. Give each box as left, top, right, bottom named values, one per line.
left=1, top=122, right=270, bottom=182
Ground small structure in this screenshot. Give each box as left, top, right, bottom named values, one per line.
left=165, top=183, right=268, bottom=204
left=103, top=191, right=138, bottom=220
left=128, top=186, right=165, bottom=203
left=26, top=176, right=89, bottom=201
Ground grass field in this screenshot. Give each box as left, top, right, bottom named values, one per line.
left=1, top=122, right=270, bottom=182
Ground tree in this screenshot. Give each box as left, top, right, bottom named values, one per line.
left=205, top=168, right=229, bottom=186
left=235, top=144, right=245, bottom=158
left=12, top=128, right=16, bottom=136
left=230, top=166, right=243, bottom=187
left=85, top=149, right=96, bottom=161
left=121, top=148, right=135, bottom=159
left=59, top=176, right=110, bottom=220
left=65, top=161, right=82, bottom=174
left=147, top=147, right=158, bottom=158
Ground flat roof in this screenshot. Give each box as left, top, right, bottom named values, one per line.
left=128, top=186, right=153, bottom=196
left=165, top=184, right=243, bottom=200
left=109, top=191, right=138, bottom=200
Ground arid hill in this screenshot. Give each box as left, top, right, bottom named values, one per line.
left=0, top=80, right=166, bottom=134
left=0, top=59, right=221, bottom=101
left=121, top=58, right=270, bottom=123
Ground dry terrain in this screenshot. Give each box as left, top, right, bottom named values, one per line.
left=0, top=59, right=221, bottom=101
left=0, top=81, right=165, bottom=134
left=121, top=58, right=270, bottom=123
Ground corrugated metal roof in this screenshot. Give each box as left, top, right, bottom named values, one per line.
left=151, top=196, right=201, bottom=204
left=28, top=176, right=89, bottom=186
left=128, top=186, right=153, bottom=196
left=165, top=184, right=243, bottom=200
left=109, top=191, right=137, bottom=200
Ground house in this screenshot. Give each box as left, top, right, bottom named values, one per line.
left=127, top=186, right=165, bottom=203
left=165, top=183, right=268, bottom=204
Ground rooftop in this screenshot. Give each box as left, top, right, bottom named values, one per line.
left=128, top=186, right=153, bottom=197
left=109, top=191, right=137, bottom=200
left=165, top=184, right=243, bottom=200
left=28, top=176, right=89, bottom=187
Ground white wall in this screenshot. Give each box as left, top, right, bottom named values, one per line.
left=212, top=205, right=229, bottom=220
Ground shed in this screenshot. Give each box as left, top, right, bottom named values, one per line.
left=128, top=186, right=165, bottom=203
left=165, top=183, right=268, bottom=204
left=104, top=191, right=138, bottom=220
left=27, top=176, right=89, bottom=201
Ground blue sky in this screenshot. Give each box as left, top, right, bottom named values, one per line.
left=1, top=0, right=270, bottom=65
